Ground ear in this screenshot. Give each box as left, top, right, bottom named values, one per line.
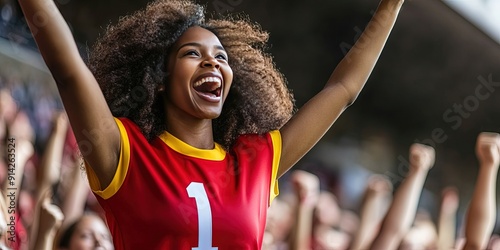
left=158, top=72, right=170, bottom=92
left=157, top=84, right=165, bottom=92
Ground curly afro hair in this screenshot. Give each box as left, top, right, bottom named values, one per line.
left=88, top=0, right=294, bottom=149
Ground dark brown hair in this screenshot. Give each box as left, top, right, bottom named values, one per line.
left=88, top=0, right=294, bottom=149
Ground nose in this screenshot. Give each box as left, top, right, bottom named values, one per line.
left=201, top=57, right=220, bottom=69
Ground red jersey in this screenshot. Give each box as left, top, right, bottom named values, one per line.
left=86, top=117, right=281, bottom=250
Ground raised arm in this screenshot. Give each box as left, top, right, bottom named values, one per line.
left=370, top=143, right=434, bottom=250
left=462, top=132, right=500, bottom=250
left=350, top=174, right=393, bottom=250
left=437, top=186, right=459, bottom=250
left=31, top=190, right=64, bottom=250
left=35, top=113, right=67, bottom=199
left=2, top=111, right=34, bottom=208
left=17, top=0, right=120, bottom=187
left=29, top=114, right=67, bottom=250
left=278, top=0, right=404, bottom=176
left=288, top=170, right=320, bottom=250
left=61, top=157, right=89, bottom=230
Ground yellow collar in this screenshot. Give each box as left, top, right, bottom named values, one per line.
left=158, top=132, right=226, bottom=161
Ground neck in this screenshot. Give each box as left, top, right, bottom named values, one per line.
left=165, top=113, right=215, bottom=150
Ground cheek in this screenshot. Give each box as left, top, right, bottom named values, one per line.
left=223, top=68, right=234, bottom=96
left=165, top=78, right=187, bottom=103
left=170, top=60, right=197, bottom=82
left=167, top=66, right=196, bottom=95
left=105, top=241, right=115, bottom=250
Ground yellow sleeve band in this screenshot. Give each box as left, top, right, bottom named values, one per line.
left=86, top=118, right=131, bottom=200
left=269, top=130, right=282, bottom=205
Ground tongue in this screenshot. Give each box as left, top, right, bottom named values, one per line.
left=194, top=81, right=219, bottom=95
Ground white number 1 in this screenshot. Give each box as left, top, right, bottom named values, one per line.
left=187, top=182, right=218, bottom=250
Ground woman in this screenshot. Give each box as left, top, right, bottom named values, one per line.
left=17, top=0, right=404, bottom=248
left=58, top=214, right=114, bottom=250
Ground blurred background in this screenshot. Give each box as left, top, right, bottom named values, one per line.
left=1, top=0, right=499, bottom=235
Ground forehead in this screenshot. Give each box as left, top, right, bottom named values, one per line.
left=77, top=216, right=108, bottom=232
left=174, top=26, right=223, bottom=49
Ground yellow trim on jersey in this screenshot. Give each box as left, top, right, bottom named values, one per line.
left=158, top=132, right=226, bottom=161
left=269, top=130, right=282, bottom=205
left=85, top=162, right=102, bottom=190
left=88, top=118, right=131, bottom=199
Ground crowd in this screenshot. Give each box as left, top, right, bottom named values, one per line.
left=1, top=0, right=500, bottom=249
left=263, top=138, right=500, bottom=250
left=0, top=81, right=113, bottom=250
left=1, top=77, right=499, bottom=250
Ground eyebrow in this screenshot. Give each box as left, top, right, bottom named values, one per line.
left=177, top=42, right=226, bottom=52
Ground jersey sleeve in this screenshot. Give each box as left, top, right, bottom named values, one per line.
left=268, top=130, right=282, bottom=205
left=85, top=117, right=131, bottom=199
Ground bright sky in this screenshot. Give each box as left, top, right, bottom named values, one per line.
left=442, top=0, right=500, bottom=44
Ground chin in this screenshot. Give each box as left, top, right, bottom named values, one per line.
left=197, top=110, right=222, bottom=120
left=208, top=113, right=222, bottom=120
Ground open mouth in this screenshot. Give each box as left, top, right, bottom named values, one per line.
left=193, top=76, right=222, bottom=99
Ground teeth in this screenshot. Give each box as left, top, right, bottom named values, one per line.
left=194, top=77, right=222, bottom=87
